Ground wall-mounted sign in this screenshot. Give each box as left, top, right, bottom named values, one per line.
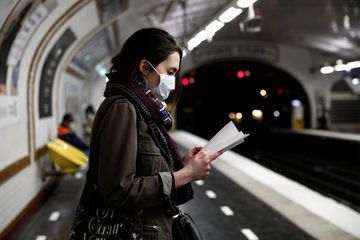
left=0, top=97, right=19, bottom=126
left=0, top=4, right=50, bottom=126
left=39, top=28, right=76, bottom=118
left=0, top=3, right=32, bottom=95
left=8, top=4, right=49, bottom=67
left=193, top=44, right=278, bottom=64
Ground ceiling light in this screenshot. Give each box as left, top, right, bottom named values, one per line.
left=334, top=63, right=350, bottom=72
left=352, top=78, right=359, bottom=85
left=99, top=68, right=107, bottom=76
left=219, top=7, right=242, bottom=23
left=320, top=66, right=334, bottom=74
left=237, top=0, right=257, bottom=8
left=347, top=61, right=360, bottom=70
left=291, top=99, right=301, bottom=107
left=205, top=20, right=225, bottom=34
left=194, top=30, right=213, bottom=42
left=336, top=59, right=343, bottom=65
left=187, top=38, right=201, bottom=50
left=186, top=0, right=250, bottom=51
left=187, top=30, right=215, bottom=50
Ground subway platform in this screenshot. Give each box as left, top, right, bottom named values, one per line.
left=7, top=131, right=360, bottom=240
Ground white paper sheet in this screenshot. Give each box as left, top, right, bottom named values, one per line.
left=202, top=121, right=249, bottom=153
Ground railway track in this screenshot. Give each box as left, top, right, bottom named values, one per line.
left=235, top=131, right=360, bottom=212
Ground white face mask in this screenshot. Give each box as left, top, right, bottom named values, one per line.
left=147, top=61, right=176, bottom=100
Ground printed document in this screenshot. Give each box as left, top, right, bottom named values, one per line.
left=202, top=121, right=249, bottom=153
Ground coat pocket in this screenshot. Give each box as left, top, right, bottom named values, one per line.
left=142, top=225, right=161, bottom=240
left=137, top=139, right=162, bottom=176
left=138, top=139, right=162, bottom=156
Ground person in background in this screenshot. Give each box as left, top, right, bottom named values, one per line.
left=83, top=104, right=95, bottom=145
left=317, top=98, right=329, bottom=130
left=58, top=113, right=89, bottom=155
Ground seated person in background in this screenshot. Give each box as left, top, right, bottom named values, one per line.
left=58, top=113, right=89, bottom=155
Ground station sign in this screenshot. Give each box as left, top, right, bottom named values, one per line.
left=193, top=44, right=278, bottom=64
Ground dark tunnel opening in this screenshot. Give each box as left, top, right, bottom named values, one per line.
left=177, top=60, right=311, bottom=140
left=176, top=60, right=360, bottom=211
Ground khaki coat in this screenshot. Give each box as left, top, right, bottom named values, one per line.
left=93, top=96, right=175, bottom=239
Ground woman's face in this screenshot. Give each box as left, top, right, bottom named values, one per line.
left=143, top=52, right=180, bottom=87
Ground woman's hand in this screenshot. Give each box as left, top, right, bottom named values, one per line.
left=174, top=148, right=223, bottom=188
left=182, top=146, right=202, bottom=166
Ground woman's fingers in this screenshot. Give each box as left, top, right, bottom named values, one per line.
left=191, top=146, right=203, bottom=156
left=184, top=147, right=224, bottom=181
left=202, top=151, right=222, bottom=162
left=195, top=149, right=207, bottom=159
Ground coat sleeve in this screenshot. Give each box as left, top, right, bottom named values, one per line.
left=97, top=99, right=172, bottom=210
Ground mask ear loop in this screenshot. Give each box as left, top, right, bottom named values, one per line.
left=146, top=61, right=161, bottom=75
left=142, top=61, right=156, bottom=88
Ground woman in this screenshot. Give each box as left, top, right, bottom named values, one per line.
left=71, top=28, right=221, bottom=240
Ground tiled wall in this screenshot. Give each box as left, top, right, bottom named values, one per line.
left=0, top=158, right=48, bottom=233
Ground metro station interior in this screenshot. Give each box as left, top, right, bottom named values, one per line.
left=0, top=0, right=359, bottom=239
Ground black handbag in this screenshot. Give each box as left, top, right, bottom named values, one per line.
left=69, top=180, right=142, bottom=240
left=172, top=209, right=203, bottom=240
left=164, top=195, right=203, bottom=240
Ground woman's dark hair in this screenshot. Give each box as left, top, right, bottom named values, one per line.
left=109, top=27, right=183, bottom=108
left=110, top=27, right=182, bottom=81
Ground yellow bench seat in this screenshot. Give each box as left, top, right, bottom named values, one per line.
left=46, top=138, right=88, bottom=174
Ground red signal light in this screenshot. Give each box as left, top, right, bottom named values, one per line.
left=237, top=70, right=245, bottom=79
left=182, top=78, right=190, bottom=86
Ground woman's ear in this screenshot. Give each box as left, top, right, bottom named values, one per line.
left=139, top=59, right=149, bottom=75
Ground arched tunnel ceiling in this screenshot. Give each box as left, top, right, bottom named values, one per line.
left=128, top=0, right=360, bottom=58
left=1, top=0, right=360, bottom=75
left=70, top=0, right=234, bottom=76
left=212, top=0, right=360, bottom=59
left=71, top=28, right=115, bottom=73
left=133, top=0, right=232, bottom=43
left=92, top=0, right=360, bottom=72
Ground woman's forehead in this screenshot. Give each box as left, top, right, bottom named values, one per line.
left=162, top=52, right=180, bottom=69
